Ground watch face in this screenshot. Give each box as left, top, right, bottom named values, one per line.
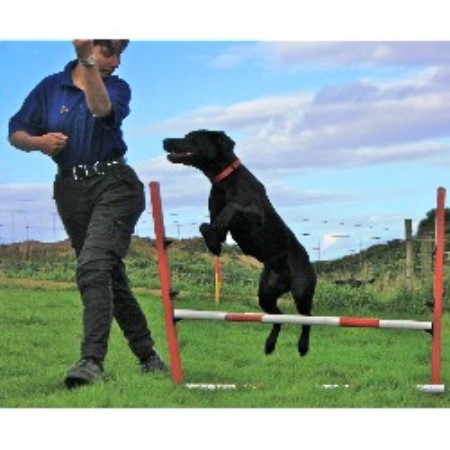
left=81, top=56, right=96, bottom=67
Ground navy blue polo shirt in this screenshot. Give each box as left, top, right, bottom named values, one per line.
left=9, top=60, right=131, bottom=170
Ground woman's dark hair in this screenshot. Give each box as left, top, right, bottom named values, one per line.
left=93, top=40, right=129, bottom=55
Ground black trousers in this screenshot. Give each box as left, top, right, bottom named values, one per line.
left=54, top=164, right=154, bottom=362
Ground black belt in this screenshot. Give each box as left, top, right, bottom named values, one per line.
left=57, top=157, right=125, bottom=181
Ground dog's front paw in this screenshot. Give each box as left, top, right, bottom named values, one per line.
left=199, top=223, right=222, bottom=256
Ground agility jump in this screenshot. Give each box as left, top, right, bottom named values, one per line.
left=149, top=181, right=445, bottom=393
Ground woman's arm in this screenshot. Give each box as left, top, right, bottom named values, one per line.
left=9, top=130, right=68, bottom=155
left=73, top=40, right=112, bottom=118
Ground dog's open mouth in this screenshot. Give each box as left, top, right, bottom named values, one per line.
left=163, top=138, right=197, bottom=163
left=166, top=151, right=195, bottom=162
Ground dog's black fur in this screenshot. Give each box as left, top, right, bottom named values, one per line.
left=163, top=130, right=316, bottom=357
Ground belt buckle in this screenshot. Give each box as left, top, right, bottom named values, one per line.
left=93, top=161, right=105, bottom=176
left=70, top=160, right=117, bottom=181
left=72, top=164, right=89, bottom=180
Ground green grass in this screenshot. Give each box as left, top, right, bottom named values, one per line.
left=0, top=281, right=449, bottom=408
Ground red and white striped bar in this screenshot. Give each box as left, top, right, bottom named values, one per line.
left=174, top=309, right=432, bottom=331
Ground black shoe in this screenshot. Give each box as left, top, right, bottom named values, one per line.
left=140, top=350, right=168, bottom=373
left=64, top=358, right=104, bottom=389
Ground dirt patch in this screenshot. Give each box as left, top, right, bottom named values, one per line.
left=0, top=277, right=162, bottom=297
left=0, top=277, right=75, bottom=290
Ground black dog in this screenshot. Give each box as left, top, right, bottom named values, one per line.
left=163, top=130, right=316, bottom=357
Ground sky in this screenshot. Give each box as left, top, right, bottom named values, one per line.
left=2, top=39, right=450, bottom=260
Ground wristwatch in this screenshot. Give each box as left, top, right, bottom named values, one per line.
left=79, top=55, right=97, bottom=68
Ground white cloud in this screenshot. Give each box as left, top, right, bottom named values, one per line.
left=141, top=92, right=312, bottom=136
left=140, top=66, right=450, bottom=174
left=211, top=42, right=450, bottom=69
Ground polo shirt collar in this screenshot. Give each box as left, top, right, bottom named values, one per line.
left=61, top=60, right=78, bottom=87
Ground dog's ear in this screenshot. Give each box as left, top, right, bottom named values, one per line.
left=212, top=131, right=235, bottom=151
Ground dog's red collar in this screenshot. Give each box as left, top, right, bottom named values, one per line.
left=212, top=159, right=242, bottom=184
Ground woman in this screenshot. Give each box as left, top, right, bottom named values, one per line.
left=8, top=40, right=166, bottom=388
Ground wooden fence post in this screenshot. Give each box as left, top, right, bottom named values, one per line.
left=405, top=219, right=414, bottom=289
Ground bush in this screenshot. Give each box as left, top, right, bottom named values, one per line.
left=315, top=280, right=433, bottom=316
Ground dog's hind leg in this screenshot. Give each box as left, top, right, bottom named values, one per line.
left=258, top=264, right=290, bottom=355
left=290, top=266, right=316, bottom=357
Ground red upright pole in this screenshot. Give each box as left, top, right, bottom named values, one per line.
left=431, top=187, right=445, bottom=386
left=149, top=181, right=184, bottom=384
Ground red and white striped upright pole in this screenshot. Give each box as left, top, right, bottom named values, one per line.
left=431, top=187, right=445, bottom=387
left=150, top=181, right=184, bottom=384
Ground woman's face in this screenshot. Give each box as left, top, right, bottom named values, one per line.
left=93, top=41, right=126, bottom=78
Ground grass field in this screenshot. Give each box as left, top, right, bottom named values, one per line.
left=0, top=278, right=448, bottom=408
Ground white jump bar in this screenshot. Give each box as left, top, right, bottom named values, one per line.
left=173, top=309, right=432, bottom=331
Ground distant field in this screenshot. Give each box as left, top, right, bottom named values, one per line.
left=0, top=278, right=448, bottom=408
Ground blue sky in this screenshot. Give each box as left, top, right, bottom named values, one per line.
left=2, top=40, right=450, bottom=260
